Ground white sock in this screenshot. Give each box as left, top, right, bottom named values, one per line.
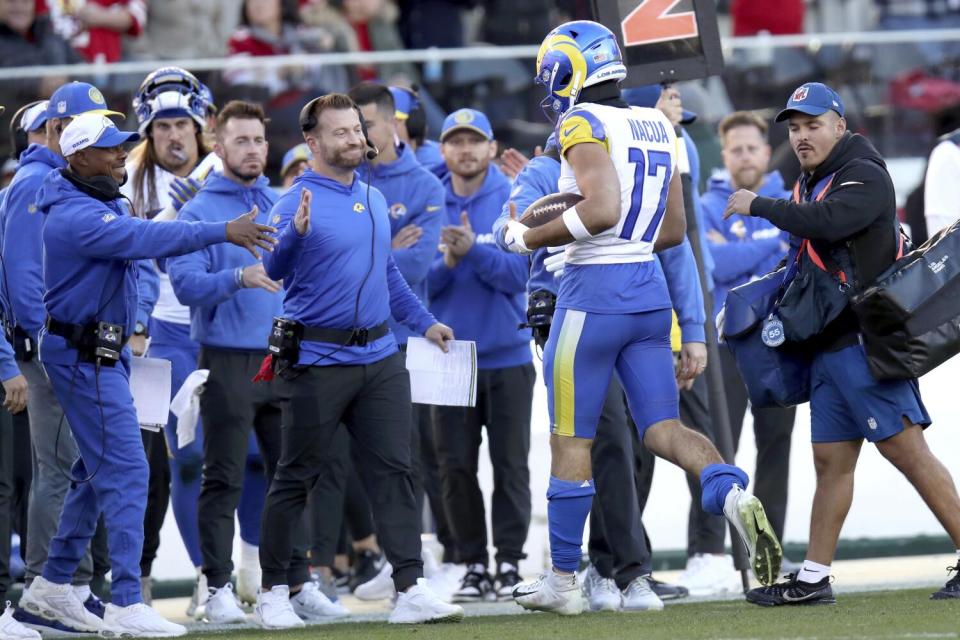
left=73, top=585, right=91, bottom=601
left=240, top=541, right=259, bottom=569
left=797, top=560, right=830, bottom=584
left=468, top=563, right=486, bottom=575
left=499, top=562, right=517, bottom=575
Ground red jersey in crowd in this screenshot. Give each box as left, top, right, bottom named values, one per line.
left=45, top=0, right=146, bottom=62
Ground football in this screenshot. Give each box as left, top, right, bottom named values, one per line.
left=519, top=192, right=584, bottom=228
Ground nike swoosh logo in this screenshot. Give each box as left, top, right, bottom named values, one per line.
left=839, top=181, right=863, bottom=187
left=562, top=124, right=580, bottom=137
left=782, top=589, right=824, bottom=602
left=426, top=205, right=441, bottom=212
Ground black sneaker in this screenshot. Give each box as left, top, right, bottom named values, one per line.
left=645, top=576, right=689, bottom=601
left=452, top=566, right=495, bottom=603
left=931, top=562, right=960, bottom=600
left=746, top=574, right=835, bottom=606
left=494, top=568, right=522, bottom=601
left=350, top=550, right=384, bottom=592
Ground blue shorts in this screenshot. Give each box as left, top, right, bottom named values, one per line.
left=543, top=307, right=679, bottom=440
left=810, top=343, right=931, bottom=443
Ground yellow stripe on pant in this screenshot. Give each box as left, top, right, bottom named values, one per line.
left=553, top=309, right=586, bottom=437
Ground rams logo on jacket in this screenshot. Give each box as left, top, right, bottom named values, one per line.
left=390, top=203, right=407, bottom=219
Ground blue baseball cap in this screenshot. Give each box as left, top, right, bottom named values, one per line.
left=440, top=108, right=493, bottom=143
left=59, top=113, right=140, bottom=157
left=622, top=85, right=697, bottom=124
left=20, top=101, right=49, bottom=132
left=46, top=82, right=124, bottom=120
left=389, top=86, right=419, bottom=120
left=775, top=82, right=845, bottom=122
left=281, top=143, right=312, bottom=177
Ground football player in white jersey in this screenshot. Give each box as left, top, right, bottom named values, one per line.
left=503, top=21, right=782, bottom=614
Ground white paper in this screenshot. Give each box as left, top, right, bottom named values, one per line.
left=130, top=357, right=172, bottom=431
left=405, top=338, right=477, bottom=407
left=171, top=369, right=209, bottom=448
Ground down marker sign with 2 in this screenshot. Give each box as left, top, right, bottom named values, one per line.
left=622, top=0, right=698, bottom=47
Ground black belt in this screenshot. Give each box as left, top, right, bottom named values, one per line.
left=301, top=321, right=389, bottom=347
left=45, top=316, right=97, bottom=345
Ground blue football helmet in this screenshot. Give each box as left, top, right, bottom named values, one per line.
left=133, top=66, right=206, bottom=135
left=535, top=20, right=627, bottom=117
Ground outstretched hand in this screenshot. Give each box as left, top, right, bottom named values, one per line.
left=225, top=205, right=277, bottom=258
left=294, top=188, right=312, bottom=236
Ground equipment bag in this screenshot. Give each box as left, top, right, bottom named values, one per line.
left=851, top=218, right=960, bottom=380
left=722, top=267, right=812, bottom=408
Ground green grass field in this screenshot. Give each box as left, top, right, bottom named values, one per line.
left=179, top=589, right=960, bottom=640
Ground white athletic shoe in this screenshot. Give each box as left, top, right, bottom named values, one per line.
left=291, top=581, right=348, bottom=620
left=21, top=576, right=103, bottom=633
left=425, top=563, right=465, bottom=603
left=203, top=583, right=247, bottom=624
left=513, top=571, right=584, bottom=616
left=253, top=586, right=305, bottom=629
left=723, top=484, right=782, bottom=586
left=0, top=602, right=40, bottom=639
left=100, top=603, right=186, bottom=638
left=353, top=561, right=396, bottom=601
left=422, top=548, right=440, bottom=580
left=621, top=576, right=664, bottom=611
left=581, top=564, right=620, bottom=612
left=236, top=542, right=261, bottom=605
left=389, top=579, right=465, bottom=624
left=186, top=572, right=207, bottom=619
left=676, top=554, right=740, bottom=596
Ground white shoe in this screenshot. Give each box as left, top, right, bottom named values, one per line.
left=513, top=571, right=584, bottom=616
left=676, top=554, right=740, bottom=596
left=389, top=578, right=464, bottom=624
left=581, top=565, right=621, bottom=612
left=237, top=542, right=261, bottom=605
left=425, top=563, right=465, bottom=603
left=100, top=602, right=186, bottom=638
left=353, top=561, right=396, bottom=601
left=186, top=572, right=207, bottom=619
left=0, top=602, right=40, bottom=640
left=723, top=484, right=782, bottom=586
left=291, top=581, right=348, bottom=620
left=21, top=576, right=103, bottom=632
left=422, top=548, right=440, bottom=580
left=621, top=576, right=664, bottom=611
left=253, top=586, right=305, bottom=629
left=203, top=583, right=247, bottom=624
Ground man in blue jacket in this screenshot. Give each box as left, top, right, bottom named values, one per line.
left=257, top=93, right=462, bottom=628
left=168, top=100, right=343, bottom=625
left=389, top=87, right=444, bottom=175
left=1, top=82, right=127, bottom=630
left=701, top=110, right=795, bottom=560
left=428, top=108, right=534, bottom=602
left=30, top=112, right=273, bottom=637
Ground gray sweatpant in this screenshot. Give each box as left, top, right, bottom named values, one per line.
left=21, top=358, right=93, bottom=585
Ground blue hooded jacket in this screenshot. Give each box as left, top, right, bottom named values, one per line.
left=264, top=169, right=436, bottom=367
left=2, top=144, right=67, bottom=341
left=416, top=139, right=444, bottom=176
left=37, top=169, right=231, bottom=365
left=357, top=143, right=444, bottom=345
left=167, top=173, right=282, bottom=350
left=701, top=170, right=790, bottom=315
left=428, top=164, right=530, bottom=369
left=0, top=187, right=20, bottom=380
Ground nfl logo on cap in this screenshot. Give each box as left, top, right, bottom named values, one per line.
left=792, top=86, right=809, bottom=102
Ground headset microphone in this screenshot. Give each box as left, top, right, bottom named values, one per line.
left=365, top=143, right=379, bottom=161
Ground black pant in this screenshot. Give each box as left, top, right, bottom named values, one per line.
left=197, top=348, right=304, bottom=588
left=588, top=381, right=658, bottom=589
left=433, top=363, right=535, bottom=567
left=678, top=374, right=727, bottom=556
left=0, top=407, right=32, bottom=602
left=140, top=428, right=169, bottom=577
left=719, top=346, right=795, bottom=541
left=261, top=353, right=422, bottom=592
left=416, top=402, right=457, bottom=563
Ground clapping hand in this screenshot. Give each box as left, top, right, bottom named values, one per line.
left=294, top=188, right=312, bottom=236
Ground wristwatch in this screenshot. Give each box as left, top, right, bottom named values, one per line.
left=134, top=321, right=150, bottom=338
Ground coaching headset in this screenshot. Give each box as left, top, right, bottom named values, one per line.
left=298, top=95, right=379, bottom=161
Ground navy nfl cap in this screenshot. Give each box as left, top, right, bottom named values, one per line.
left=775, top=83, right=845, bottom=122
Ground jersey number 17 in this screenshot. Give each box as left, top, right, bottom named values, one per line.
left=620, top=148, right=672, bottom=242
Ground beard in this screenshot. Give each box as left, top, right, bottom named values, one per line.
left=325, top=144, right=363, bottom=171
left=451, top=158, right=487, bottom=180
left=226, top=157, right=263, bottom=182
left=733, top=167, right=763, bottom=191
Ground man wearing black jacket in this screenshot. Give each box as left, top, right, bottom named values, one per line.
left=725, top=82, right=960, bottom=605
